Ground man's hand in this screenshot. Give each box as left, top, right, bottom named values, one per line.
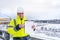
left=32, top=25, right=36, bottom=31
left=19, top=24, right=25, bottom=28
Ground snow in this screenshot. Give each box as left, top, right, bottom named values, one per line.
left=25, top=21, right=60, bottom=40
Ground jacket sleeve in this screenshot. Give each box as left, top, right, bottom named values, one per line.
left=7, top=19, right=16, bottom=35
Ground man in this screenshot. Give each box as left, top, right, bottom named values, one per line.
left=7, top=7, right=30, bottom=40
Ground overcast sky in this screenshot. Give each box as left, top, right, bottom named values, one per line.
left=0, top=0, right=60, bottom=20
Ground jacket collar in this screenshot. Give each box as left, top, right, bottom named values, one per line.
left=16, top=15, right=24, bottom=20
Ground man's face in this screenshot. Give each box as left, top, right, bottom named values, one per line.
left=17, top=12, right=24, bottom=18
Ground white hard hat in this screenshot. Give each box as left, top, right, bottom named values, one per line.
left=17, top=7, right=24, bottom=13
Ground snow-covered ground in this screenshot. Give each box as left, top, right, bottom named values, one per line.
left=0, top=21, right=60, bottom=40
left=25, top=21, right=60, bottom=40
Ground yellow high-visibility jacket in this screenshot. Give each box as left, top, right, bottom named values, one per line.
left=7, top=16, right=29, bottom=37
